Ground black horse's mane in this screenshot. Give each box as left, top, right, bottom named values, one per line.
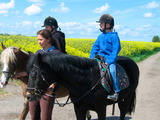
left=27, top=53, right=99, bottom=75
left=27, top=53, right=36, bottom=74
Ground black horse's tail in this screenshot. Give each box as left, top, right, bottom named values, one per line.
left=117, top=56, right=139, bottom=115
left=126, top=90, right=136, bottom=115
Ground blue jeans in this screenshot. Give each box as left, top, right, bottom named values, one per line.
left=109, top=63, right=120, bottom=93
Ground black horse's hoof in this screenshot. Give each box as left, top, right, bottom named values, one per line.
left=87, top=115, right=91, bottom=120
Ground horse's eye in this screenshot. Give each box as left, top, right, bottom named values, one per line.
left=41, top=70, right=46, bottom=75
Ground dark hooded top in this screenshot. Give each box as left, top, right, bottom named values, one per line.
left=52, top=31, right=67, bottom=54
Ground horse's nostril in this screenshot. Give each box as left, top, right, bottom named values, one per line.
left=27, top=95, right=33, bottom=101
left=0, top=82, right=5, bottom=86
left=5, top=81, right=8, bottom=85
left=27, top=96, right=30, bottom=100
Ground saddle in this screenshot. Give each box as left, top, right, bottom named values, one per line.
left=94, top=55, right=129, bottom=93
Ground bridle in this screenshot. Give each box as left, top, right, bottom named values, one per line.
left=1, top=61, right=17, bottom=81
left=27, top=64, right=51, bottom=97
left=27, top=63, right=102, bottom=107
left=33, top=64, right=51, bottom=86
left=1, top=71, right=15, bottom=81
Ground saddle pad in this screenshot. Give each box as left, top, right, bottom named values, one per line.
left=101, top=63, right=129, bottom=93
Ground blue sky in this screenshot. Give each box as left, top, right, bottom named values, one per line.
left=0, top=0, right=159, bottom=42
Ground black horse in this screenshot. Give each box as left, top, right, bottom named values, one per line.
left=26, top=53, right=139, bottom=120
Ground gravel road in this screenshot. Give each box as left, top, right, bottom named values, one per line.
left=0, top=52, right=160, bottom=120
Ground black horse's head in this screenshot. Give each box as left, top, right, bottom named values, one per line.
left=26, top=53, right=55, bottom=101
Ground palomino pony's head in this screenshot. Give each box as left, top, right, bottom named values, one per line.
left=0, top=43, right=23, bottom=87
left=27, top=53, right=55, bottom=101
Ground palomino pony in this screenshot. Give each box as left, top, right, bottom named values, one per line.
left=0, top=43, right=69, bottom=120
left=26, top=52, right=139, bottom=120
left=0, top=43, right=30, bottom=120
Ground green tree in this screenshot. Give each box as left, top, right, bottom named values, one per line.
left=152, top=35, right=160, bottom=42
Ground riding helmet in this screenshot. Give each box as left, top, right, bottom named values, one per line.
left=96, top=14, right=114, bottom=28
left=42, top=16, right=58, bottom=28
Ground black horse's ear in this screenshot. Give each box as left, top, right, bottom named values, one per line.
left=1, top=42, right=6, bottom=50
left=37, top=53, right=42, bottom=64
left=28, top=52, right=34, bottom=56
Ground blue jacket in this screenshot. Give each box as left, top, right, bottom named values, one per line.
left=90, top=32, right=121, bottom=65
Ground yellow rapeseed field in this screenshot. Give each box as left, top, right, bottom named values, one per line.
left=0, top=35, right=160, bottom=58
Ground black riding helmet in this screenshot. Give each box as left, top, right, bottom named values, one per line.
left=42, top=16, right=58, bottom=31
left=96, top=14, right=114, bottom=31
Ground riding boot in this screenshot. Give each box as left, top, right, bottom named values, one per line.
left=107, top=92, right=119, bottom=101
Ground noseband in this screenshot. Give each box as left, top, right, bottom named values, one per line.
left=1, top=71, right=15, bottom=81
left=27, top=64, right=51, bottom=97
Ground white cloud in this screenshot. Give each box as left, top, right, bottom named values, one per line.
left=0, top=0, right=15, bottom=14
left=59, top=22, right=84, bottom=30
left=143, top=12, right=154, bottom=17
left=59, top=22, right=98, bottom=32
left=24, top=4, right=42, bottom=15
left=33, top=21, right=41, bottom=28
left=118, top=28, right=139, bottom=37
left=27, top=0, right=43, bottom=2
left=66, top=31, right=74, bottom=35
left=59, top=21, right=99, bottom=38
left=114, top=25, right=120, bottom=30
left=146, top=1, right=159, bottom=8
left=50, top=2, right=70, bottom=13
left=114, top=8, right=135, bottom=15
left=119, top=29, right=131, bottom=35
left=87, top=22, right=99, bottom=29
left=93, top=3, right=110, bottom=13
left=136, top=24, right=152, bottom=31
left=0, top=0, right=14, bottom=10
left=22, top=21, right=32, bottom=26
left=35, top=21, right=41, bottom=25
left=27, top=0, right=45, bottom=6
left=0, top=10, right=8, bottom=14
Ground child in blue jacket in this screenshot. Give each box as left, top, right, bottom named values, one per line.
left=90, top=14, right=121, bottom=101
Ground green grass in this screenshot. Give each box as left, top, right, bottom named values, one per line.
left=130, top=50, right=160, bottom=63
left=0, top=88, right=7, bottom=94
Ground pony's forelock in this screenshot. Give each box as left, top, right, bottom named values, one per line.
left=1, top=47, right=17, bottom=64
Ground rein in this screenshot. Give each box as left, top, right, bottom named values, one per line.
left=39, top=75, right=102, bottom=107
left=30, top=63, right=103, bottom=107
left=42, top=73, right=102, bottom=107
left=33, top=64, right=50, bottom=86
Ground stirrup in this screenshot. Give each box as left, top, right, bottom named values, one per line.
left=107, top=93, right=119, bottom=101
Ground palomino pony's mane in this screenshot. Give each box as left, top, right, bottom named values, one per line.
left=1, top=47, right=28, bottom=65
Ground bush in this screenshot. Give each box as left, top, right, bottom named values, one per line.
left=152, top=35, right=160, bottom=42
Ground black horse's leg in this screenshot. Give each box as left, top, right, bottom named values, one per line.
left=86, top=110, right=91, bottom=120
left=74, top=106, right=87, bottom=120
left=96, top=107, right=106, bottom=120
left=118, top=101, right=127, bottom=120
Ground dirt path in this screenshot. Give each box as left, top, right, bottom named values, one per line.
left=0, top=52, right=160, bottom=120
